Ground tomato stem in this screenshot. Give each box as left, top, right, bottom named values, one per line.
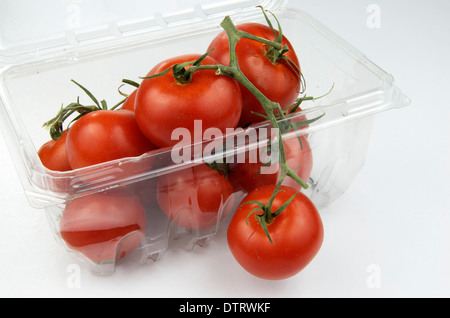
left=218, top=9, right=328, bottom=243
left=219, top=15, right=299, bottom=211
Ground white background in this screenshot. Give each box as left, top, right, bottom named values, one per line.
left=1, top=0, right=449, bottom=298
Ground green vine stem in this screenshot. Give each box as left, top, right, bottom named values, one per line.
left=142, top=9, right=325, bottom=242
left=43, top=79, right=127, bottom=140
left=213, top=13, right=327, bottom=243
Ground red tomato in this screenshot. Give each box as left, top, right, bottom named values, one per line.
left=121, top=89, right=137, bottom=111
left=59, top=192, right=147, bottom=264
left=65, top=109, right=155, bottom=169
left=227, top=185, right=323, bottom=280
left=207, top=23, right=301, bottom=127
left=157, top=164, right=234, bottom=230
left=228, top=134, right=312, bottom=193
left=135, top=54, right=242, bottom=148
left=38, top=130, right=71, bottom=172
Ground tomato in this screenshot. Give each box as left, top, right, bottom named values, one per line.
left=135, top=54, right=242, bottom=148
left=207, top=23, right=301, bottom=127
left=121, top=89, right=137, bottom=111
left=59, top=191, right=147, bottom=264
left=228, top=134, right=313, bottom=193
left=38, top=130, right=71, bottom=172
left=65, top=109, right=155, bottom=169
left=227, top=185, right=323, bottom=280
left=157, top=164, right=234, bottom=230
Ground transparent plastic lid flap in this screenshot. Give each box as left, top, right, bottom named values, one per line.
left=0, top=0, right=287, bottom=59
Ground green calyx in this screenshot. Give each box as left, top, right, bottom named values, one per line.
left=140, top=49, right=214, bottom=85
left=243, top=189, right=299, bottom=244
left=256, top=5, right=289, bottom=64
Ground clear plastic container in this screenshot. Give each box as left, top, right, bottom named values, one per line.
left=0, top=0, right=410, bottom=274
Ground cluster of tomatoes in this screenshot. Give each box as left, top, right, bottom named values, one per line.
left=38, top=15, right=323, bottom=280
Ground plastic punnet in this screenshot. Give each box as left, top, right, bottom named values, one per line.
left=0, top=0, right=409, bottom=274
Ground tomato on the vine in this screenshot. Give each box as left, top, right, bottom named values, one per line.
left=134, top=54, right=242, bottom=148
left=65, top=109, right=155, bottom=169
left=227, top=185, right=323, bottom=280
left=157, top=164, right=234, bottom=230
left=207, top=22, right=301, bottom=127
left=59, top=191, right=147, bottom=264
left=38, top=130, right=71, bottom=172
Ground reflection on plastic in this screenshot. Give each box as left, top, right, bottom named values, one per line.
left=157, top=164, right=234, bottom=230
left=59, top=191, right=147, bottom=264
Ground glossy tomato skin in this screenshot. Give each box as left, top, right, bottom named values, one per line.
left=157, top=164, right=234, bottom=230
left=135, top=54, right=242, bottom=148
left=227, top=185, right=323, bottom=280
left=229, top=135, right=313, bottom=193
left=208, top=23, right=301, bottom=127
left=59, top=192, right=147, bottom=264
left=65, top=109, right=155, bottom=169
left=121, top=89, right=137, bottom=111
left=38, top=130, right=71, bottom=172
